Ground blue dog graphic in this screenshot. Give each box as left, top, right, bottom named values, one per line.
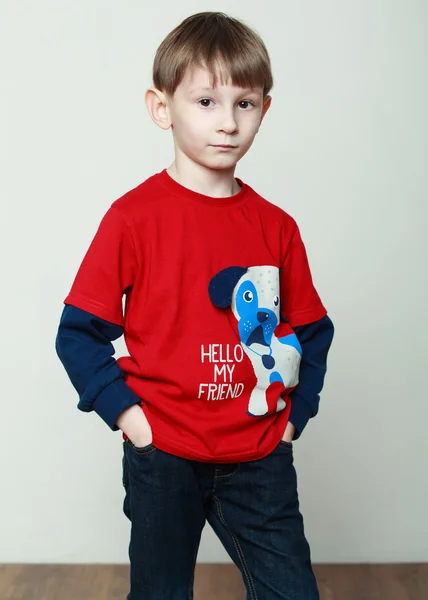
left=208, top=265, right=302, bottom=416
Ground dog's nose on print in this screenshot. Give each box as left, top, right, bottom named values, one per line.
left=257, top=311, right=270, bottom=323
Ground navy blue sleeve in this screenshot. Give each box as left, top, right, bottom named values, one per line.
left=289, top=315, right=334, bottom=440
left=55, top=305, right=142, bottom=431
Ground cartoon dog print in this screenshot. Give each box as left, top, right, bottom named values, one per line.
left=208, top=265, right=302, bottom=417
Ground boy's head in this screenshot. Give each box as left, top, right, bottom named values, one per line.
left=145, top=12, right=273, bottom=173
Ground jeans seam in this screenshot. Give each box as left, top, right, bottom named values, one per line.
left=213, top=494, right=258, bottom=600
left=188, top=543, right=199, bottom=600
left=214, top=464, right=241, bottom=479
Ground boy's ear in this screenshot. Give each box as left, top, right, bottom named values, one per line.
left=145, top=88, right=172, bottom=130
left=257, top=95, right=272, bottom=131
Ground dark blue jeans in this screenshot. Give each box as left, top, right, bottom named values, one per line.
left=122, top=438, right=319, bottom=600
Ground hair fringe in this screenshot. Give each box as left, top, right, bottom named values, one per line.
left=152, top=12, right=273, bottom=98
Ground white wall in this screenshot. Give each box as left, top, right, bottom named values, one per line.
left=1, top=0, right=427, bottom=563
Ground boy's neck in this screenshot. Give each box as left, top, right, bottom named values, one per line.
left=166, top=159, right=241, bottom=198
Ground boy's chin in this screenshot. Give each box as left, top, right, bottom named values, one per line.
left=206, top=162, right=239, bottom=171
left=198, top=155, right=242, bottom=171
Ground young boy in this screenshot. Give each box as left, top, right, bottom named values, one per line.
left=56, top=11, right=334, bottom=600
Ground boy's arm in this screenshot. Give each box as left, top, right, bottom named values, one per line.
left=55, top=304, right=142, bottom=430
left=279, top=218, right=334, bottom=440
left=288, top=314, right=335, bottom=440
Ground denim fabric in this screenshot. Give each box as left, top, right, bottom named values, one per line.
left=122, top=439, right=319, bottom=600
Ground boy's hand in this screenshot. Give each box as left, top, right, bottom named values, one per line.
left=281, top=421, right=296, bottom=443
left=116, top=404, right=153, bottom=447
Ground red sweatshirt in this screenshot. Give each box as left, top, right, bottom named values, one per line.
left=64, top=169, right=327, bottom=462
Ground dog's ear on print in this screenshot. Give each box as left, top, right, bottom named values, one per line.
left=208, top=266, right=248, bottom=308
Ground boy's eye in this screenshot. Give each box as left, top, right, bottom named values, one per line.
left=198, top=99, right=255, bottom=109
left=199, top=98, right=214, bottom=108
left=238, top=101, right=255, bottom=110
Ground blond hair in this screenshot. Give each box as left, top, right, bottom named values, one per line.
left=152, top=12, right=273, bottom=99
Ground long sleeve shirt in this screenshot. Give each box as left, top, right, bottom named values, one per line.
left=56, top=168, right=334, bottom=462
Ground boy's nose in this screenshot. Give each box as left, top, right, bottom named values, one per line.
left=217, top=112, right=238, bottom=134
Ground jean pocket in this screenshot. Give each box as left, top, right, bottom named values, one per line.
left=278, top=440, right=293, bottom=449
left=125, top=437, right=156, bottom=454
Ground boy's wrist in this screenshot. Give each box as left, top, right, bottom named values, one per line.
left=281, top=421, right=296, bottom=442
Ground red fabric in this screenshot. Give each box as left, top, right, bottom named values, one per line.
left=64, top=169, right=327, bottom=462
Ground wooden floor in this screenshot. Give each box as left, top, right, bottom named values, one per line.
left=0, top=563, right=427, bottom=599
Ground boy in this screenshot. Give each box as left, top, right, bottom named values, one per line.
left=56, top=11, right=334, bottom=600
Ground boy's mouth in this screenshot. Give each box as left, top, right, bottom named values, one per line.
left=212, top=144, right=238, bottom=149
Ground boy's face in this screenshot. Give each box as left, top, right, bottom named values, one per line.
left=153, top=65, right=271, bottom=172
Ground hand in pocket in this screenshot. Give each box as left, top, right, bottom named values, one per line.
left=281, top=421, right=296, bottom=443
left=116, top=404, right=153, bottom=447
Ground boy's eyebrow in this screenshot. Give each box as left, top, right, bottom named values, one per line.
left=189, top=86, right=261, bottom=94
